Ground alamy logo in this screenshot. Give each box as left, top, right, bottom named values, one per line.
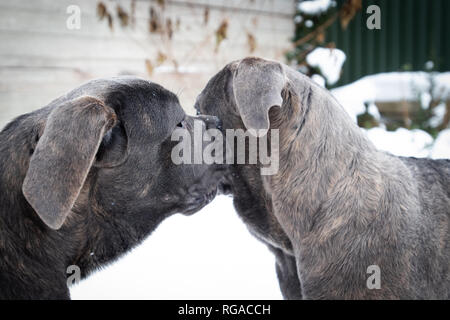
left=366, top=265, right=381, bottom=289
left=366, top=5, right=381, bottom=30
left=66, top=265, right=81, bottom=286
left=171, top=120, right=279, bottom=175
left=66, top=5, right=81, bottom=30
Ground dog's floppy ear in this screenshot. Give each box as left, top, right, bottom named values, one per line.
left=22, top=96, right=117, bottom=230
left=232, top=58, right=286, bottom=132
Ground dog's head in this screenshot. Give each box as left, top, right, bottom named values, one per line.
left=19, top=77, right=222, bottom=230
left=194, top=57, right=291, bottom=134
left=194, top=57, right=294, bottom=188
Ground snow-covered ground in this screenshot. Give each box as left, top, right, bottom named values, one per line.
left=71, top=195, right=282, bottom=300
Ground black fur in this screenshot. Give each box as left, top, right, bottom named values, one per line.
left=0, top=77, right=222, bottom=299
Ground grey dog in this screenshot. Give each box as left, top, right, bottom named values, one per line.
left=195, top=57, right=450, bottom=299
left=0, top=77, right=222, bottom=299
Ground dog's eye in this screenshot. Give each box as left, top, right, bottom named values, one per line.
left=196, top=109, right=200, bottom=116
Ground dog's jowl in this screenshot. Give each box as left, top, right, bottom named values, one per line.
left=0, top=77, right=222, bottom=299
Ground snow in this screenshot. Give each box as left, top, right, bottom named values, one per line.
left=294, top=15, right=303, bottom=24
left=304, top=20, right=314, bottom=28
left=298, top=0, right=334, bottom=15
left=331, top=79, right=375, bottom=122
left=420, top=91, right=432, bottom=109
left=364, top=127, right=450, bottom=160
left=367, top=102, right=381, bottom=121
left=311, top=74, right=326, bottom=87
left=330, top=71, right=450, bottom=159
left=365, top=127, right=434, bottom=158
left=425, top=61, right=434, bottom=71
left=332, top=72, right=450, bottom=109
left=71, top=195, right=282, bottom=300
left=306, top=47, right=346, bottom=85
left=328, top=70, right=450, bottom=158
left=431, top=129, right=450, bottom=159
left=429, top=102, right=447, bottom=128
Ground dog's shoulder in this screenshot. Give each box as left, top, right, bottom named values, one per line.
left=401, top=156, right=450, bottom=175
left=400, top=156, right=450, bottom=197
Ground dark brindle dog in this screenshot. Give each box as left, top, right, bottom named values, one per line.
left=195, top=57, right=450, bottom=299
left=0, top=77, right=222, bottom=299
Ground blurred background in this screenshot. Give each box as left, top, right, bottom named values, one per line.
left=0, top=0, right=449, bottom=299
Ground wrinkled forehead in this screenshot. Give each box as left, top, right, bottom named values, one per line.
left=77, top=78, right=184, bottom=140
left=119, top=82, right=185, bottom=141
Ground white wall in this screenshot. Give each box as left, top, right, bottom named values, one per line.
left=0, top=0, right=295, bottom=128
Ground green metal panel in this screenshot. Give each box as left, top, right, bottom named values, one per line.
left=327, top=0, right=450, bottom=87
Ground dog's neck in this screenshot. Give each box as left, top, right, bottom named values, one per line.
left=265, top=73, right=386, bottom=239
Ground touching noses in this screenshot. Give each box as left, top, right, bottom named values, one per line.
left=196, top=115, right=223, bottom=131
